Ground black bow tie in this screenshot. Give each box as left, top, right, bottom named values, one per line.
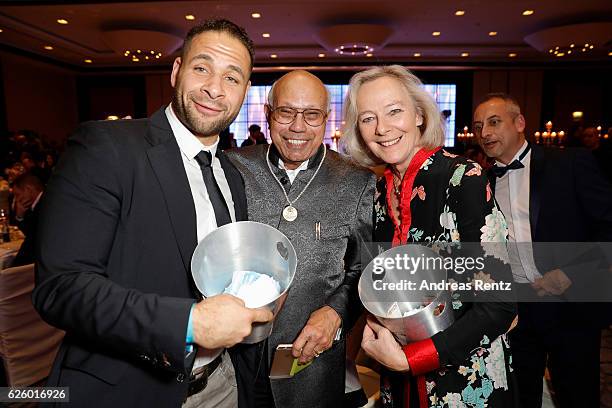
left=492, top=143, right=531, bottom=178
left=492, top=159, right=524, bottom=178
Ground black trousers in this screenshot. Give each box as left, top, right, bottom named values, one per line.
left=509, top=303, right=601, bottom=408
left=230, top=341, right=276, bottom=408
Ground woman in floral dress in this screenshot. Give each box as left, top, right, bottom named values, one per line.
left=342, top=65, right=516, bottom=407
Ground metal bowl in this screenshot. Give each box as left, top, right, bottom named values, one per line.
left=191, top=221, right=297, bottom=344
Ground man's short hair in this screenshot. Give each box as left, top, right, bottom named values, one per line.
left=478, top=93, right=522, bottom=116
left=13, top=172, right=43, bottom=191
left=248, top=124, right=261, bottom=133
left=181, top=18, right=255, bottom=72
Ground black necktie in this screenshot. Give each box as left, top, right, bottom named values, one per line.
left=194, top=151, right=232, bottom=227
left=492, top=144, right=531, bottom=178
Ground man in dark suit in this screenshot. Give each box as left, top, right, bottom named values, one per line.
left=11, top=172, right=43, bottom=266
left=33, top=19, right=272, bottom=407
left=473, top=93, right=612, bottom=408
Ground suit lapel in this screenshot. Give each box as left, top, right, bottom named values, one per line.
left=218, top=151, right=248, bottom=221
left=529, top=145, right=545, bottom=240
left=487, top=168, right=497, bottom=192
left=145, top=108, right=198, bottom=276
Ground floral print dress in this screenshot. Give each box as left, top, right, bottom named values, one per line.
left=374, top=148, right=517, bottom=408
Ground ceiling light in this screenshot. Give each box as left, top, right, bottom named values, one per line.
left=0, top=29, right=3, bottom=33
left=508, top=53, right=517, bottom=57
left=488, top=31, right=497, bottom=36
left=318, top=53, right=325, bottom=58
left=366, top=53, right=373, bottom=57
left=570, top=44, right=575, bottom=48
left=572, top=111, right=583, bottom=119
left=432, top=31, right=441, bottom=36
left=589, top=45, right=594, bottom=49
left=556, top=52, right=565, bottom=57
left=461, top=52, right=469, bottom=57
left=270, top=54, right=277, bottom=58
left=567, top=50, right=572, bottom=54
left=251, top=12, right=261, bottom=19
left=44, top=45, right=53, bottom=50
left=84, top=59, right=92, bottom=63
left=185, top=15, right=195, bottom=21
left=124, top=49, right=162, bottom=62
left=57, top=19, right=68, bottom=25
left=262, top=33, right=270, bottom=38
left=522, top=10, right=534, bottom=16
left=413, top=52, right=421, bottom=57
left=455, top=10, right=465, bottom=16
left=609, top=51, right=612, bottom=56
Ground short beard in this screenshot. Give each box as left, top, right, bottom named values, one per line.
left=172, top=91, right=237, bottom=137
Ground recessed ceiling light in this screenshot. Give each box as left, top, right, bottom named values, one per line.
left=455, top=10, right=465, bottom=16
left=609, top=51, right=612, bottom=56
left=589, top=45, right=594, bottom=49
left=262, top=33, right=270, bottom=38
left=556, top=52, right=565, bottom=57
left=413, top=52, right=421, bottom=57
left=508, top=53, right=517, bottom=57
left=488, top=31, right=497, bottom=36
left=567, top=50, right=572, bottom=54
left=318, top=53, right=325, bottom=58
left=522, top=10, right=534, bottom=16
left=57, top=18, right=68, bottom=25
left=185, top=15, right=195, bottom=21
left=461, top=52, right=469, bottom=57
left=270, top=54, right=277, bottom=58
left=366, top=53, right=373, bottom=57
left=0, top=29, right=3, bottom=33
left=251, top=12, right=261, bottom=18
left=84, top=59, right=92, bottom=63
left=44, top=45, right=53, bottom=50
left=432, top=31, right=441, bottom=36
left=570, top=44, right=575, bottom=48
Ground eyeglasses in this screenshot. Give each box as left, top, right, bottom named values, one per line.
left=269, top=106, right=328, bottom=127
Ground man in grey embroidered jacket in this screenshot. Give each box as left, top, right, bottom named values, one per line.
left=228, top=70, right=376, bottom=408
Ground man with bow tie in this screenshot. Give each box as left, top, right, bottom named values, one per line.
left=473, top=93, right=612, bottom=408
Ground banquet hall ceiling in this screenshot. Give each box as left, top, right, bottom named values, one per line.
left=0, top=0, right=610, bottom=69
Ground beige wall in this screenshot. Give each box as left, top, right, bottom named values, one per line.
left=472, top=70, right=544, bottom=138
left=1, top=51, right=78, bottom=144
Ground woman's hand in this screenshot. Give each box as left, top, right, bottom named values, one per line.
left=361, top=316, right=410, bottom=372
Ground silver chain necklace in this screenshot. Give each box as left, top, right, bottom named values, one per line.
left=266, top=144, right=327, bottom=222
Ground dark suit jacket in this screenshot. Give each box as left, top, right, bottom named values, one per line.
left=12, top=204, right=39, bottom=266
left=491, top=145, right=612, bottom=328
left=33, top=107, right=247, bottom=407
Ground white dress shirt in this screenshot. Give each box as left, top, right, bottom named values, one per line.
left=279, top=158, right=309, bottom=183
left=494, top=140, right=542, bottom=283
left=165, top=104, right=236, bottom=242
left=165, top=104, right=235, bottom=367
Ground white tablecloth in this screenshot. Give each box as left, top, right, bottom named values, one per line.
left=0, top=239, right=24, bottom=269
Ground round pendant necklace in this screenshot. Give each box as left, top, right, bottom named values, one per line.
left=266, top=144, right=327, bottom=222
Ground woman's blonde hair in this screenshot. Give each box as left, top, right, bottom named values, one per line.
left=340, top=65, right=446, bottom=167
